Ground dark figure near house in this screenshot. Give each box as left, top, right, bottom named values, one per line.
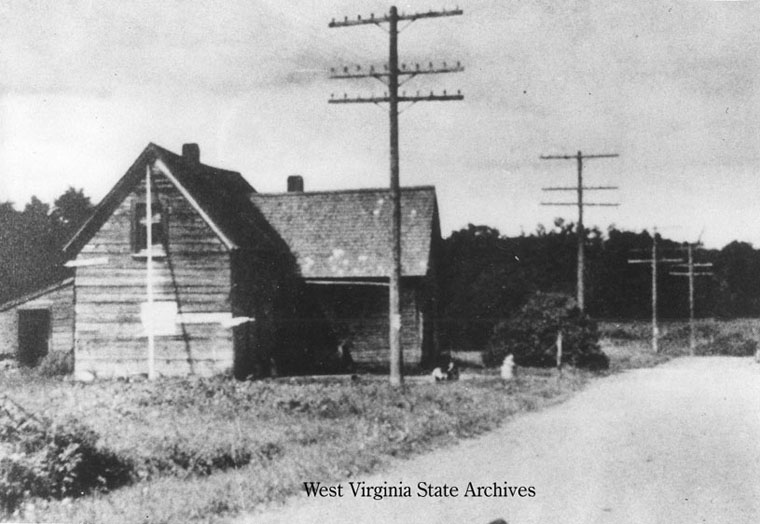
left=433, top=355, right=459, bottom=381
left=338, top=338, right=355, bottom=373
left=446, top=360, right=459, bottom=381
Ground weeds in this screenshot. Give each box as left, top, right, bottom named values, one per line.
left=0, top=396, right=131, bottom=514
left=0, top=325, right=694, bottom=523
left=694, top=333, right=757, bottom=356
left=1, top=368, right=591, bottom=523
left=36, top=352, right=74, bottom=377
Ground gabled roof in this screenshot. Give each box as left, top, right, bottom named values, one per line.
left=63, top=143, right=282, bottom=257
left=249, top=186, right=439, bottom=278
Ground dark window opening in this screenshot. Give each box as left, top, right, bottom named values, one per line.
left=18, top=309, right=50, bottom=367
left=132, top=201, right=166, bottom=256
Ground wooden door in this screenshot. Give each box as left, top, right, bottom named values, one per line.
left=18, top=309, right=50, bottom=366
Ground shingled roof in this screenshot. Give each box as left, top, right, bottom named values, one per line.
left=153, top=145, right=284, bottom=251
left=63, top=143, right=284, bottom=257
left=249, top=187, right=439, bottom=278
left=63, top=143, right=440, bottom=278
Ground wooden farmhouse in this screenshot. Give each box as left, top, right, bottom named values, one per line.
left=0, top=143, right=442, bottom=379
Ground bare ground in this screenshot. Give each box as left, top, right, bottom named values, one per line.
left=243, top=357, right=760, bottom=524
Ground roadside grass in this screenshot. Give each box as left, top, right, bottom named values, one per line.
left=599, top=318, right=760, bottom=360
left=1, top=322, right=700, bottom=524
left=599, top=318, right=760, bottom=343
left=2, top=367, right=592, bottom=523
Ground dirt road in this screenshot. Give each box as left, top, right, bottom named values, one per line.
left=246, top=357, right=760, bottom=524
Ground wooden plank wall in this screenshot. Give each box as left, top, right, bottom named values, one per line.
left=0, top=281, right=75, bottom=360
left=230, top=250, right=286, bottom=379
left=306, top=282, right=423, bottom=366
left=74, top=175, right=233, bottom=378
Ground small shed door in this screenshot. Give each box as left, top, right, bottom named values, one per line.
left=18, top=309, right=50, bottom=366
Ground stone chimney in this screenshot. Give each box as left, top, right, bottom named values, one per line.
left=287, top=175, right=304, bottom=192
left=182, top=143, right=200, bottom=164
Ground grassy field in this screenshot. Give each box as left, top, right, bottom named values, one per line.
left=599, top=318, right=760, bottom=354
left=2, top=368, right=596, bottom=523
left=0, top=322, right=716, bottom=524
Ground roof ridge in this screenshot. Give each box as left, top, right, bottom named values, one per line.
left=151, top=143, right=243, bottom=177
left=65, top=142, right=256, bottom=256
left=251, top=185, right=436, bottom=197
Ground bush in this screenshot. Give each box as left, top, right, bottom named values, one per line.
left=694, top=333, right=757, bottom=357
left=484, top=292, right=608, bottom=370
left=599, top=324, right=643, bottom=341
left=36, top=351, right=73, bottom=377
left=144, top=440, right=255, bottom=478
left=661, top=324, right=720, bottom=343
left=0, top=398, right=131, bottom=513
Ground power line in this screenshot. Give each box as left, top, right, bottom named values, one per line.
left=540, top=150, right=619, bottom=312
left=329, top=5, right=464, bottom=387
left=628, top=229, right=684, bottom=353
left=669, top=242, right=714, bottom=355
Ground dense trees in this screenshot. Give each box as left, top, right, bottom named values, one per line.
left=0, top=188, right=93, bottom=303
left=440, top=221, right=755, bottom=351
left=2, top=188, right=760, bottom=352
left=439, top=225, right=532, bottom=350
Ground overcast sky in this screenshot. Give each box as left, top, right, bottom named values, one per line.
left=1, top=0, right=758, bottom=248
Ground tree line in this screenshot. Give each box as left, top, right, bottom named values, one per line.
left=2, top=189, right=760, bottom=351
left=0, top=188, right=93, bottom=304
left=439, top=221, right=760, bottom=350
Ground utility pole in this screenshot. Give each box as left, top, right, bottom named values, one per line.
left=628, top=229, right=683, bottom=353
left=670, top=243, right=713, bottom=354
left=329, top=7, right=463, bottom=386
left=146, top=165, right=156, bottom=380
left=540, top=151, right=619, bottom=312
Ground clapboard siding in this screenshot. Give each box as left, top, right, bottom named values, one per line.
left=75, top=321, right=228, bottom=339
left=77, top=341, right=231, bottom=360
left=70, top=358, right=231, bottom=378
left=0, top=280, right=74, bottom=360
left=353, top=285, right=421, bottom=365
left=74, top=173, right=233, bottom=378
left=304, top=281, right=423, bottom=366
left=49, top=143, right=442, bottom=378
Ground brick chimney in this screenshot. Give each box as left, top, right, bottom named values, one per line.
left=287, top=175, right=304, bottom=192
left=182, top=143, right=200, bottom=164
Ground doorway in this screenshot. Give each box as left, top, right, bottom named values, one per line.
left=18, top=309, right=50, bottom=366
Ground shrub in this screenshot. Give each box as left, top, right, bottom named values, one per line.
left=694, top=333, right=757, bottom=357
left=599, top=324, right=642, bottom=341
left=36, top=351, right=73, bottom=377
left=484, top=292, right=608, bottom=370
left=0, top=353, right=17, bottom=372
left=0, top=398, right=131, bottom=513
left=661, top=323, right=720, bottom=343
left=147, top=441, right=254, bottom=477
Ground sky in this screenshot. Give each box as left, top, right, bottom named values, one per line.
left=0, top=0, right=758, bottom=249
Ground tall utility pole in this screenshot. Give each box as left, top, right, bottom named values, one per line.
left=329, top=7, right=463, bottom=386
left=670, top=243, right=713, bottom=354
left=540, top=151, right=619, bottom=312
left=145, top=165, right=156, bottom=380
left=628, top=230, right=683, bottom=353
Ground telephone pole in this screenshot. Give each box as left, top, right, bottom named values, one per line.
left=146, top=165, right=155, bottom=380
left=628, top=230, right=683, bottom=353
left=329, top=6, right=463, bottom=386
left=670, top=243, right=713, bottom=354
left=540, top=150, right=619, bottom=312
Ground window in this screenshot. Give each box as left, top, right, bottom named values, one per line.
left=132, top=201, right=166, bottom=256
